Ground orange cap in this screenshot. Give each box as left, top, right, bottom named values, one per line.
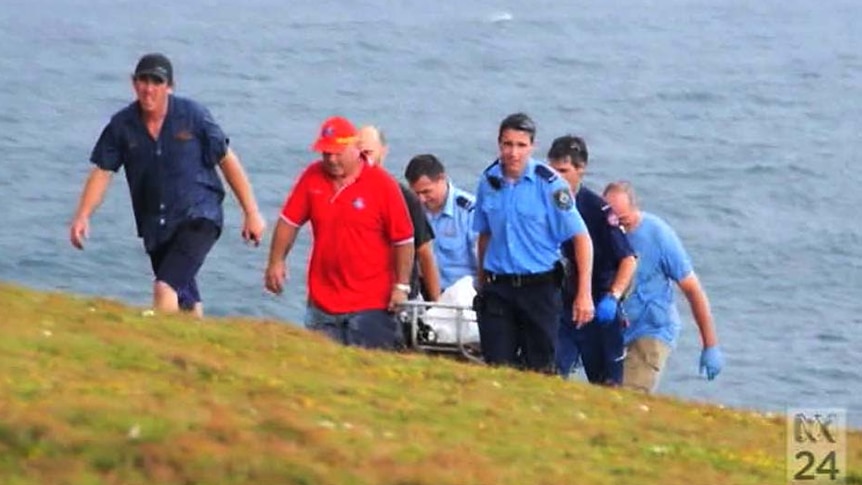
left=311, top=116, right=357, bottom=153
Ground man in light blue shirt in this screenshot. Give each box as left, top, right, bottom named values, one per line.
left=472, top=113, right=594, bottom=372
left=603, top=181, right=724, bottom=392
left=405, top=154, right=477, bottom=291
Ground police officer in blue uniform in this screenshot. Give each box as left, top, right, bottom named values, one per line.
left=473, top=113, right=595, bottom=372
left=404, top=153, right=477, bottom=291
left=547, top=135, right=637, bottom=385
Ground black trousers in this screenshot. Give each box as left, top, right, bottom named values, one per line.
left=477, top=280, right=561, bottom=372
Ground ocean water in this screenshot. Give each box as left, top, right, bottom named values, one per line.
left=1, top=0, right=860, bottom=426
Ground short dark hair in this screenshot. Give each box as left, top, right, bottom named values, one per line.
left=498, top=112, right=536, bottom=143
left=405, top=154, right=446, bottom=184
left=547, top=135, right=589, bottom=165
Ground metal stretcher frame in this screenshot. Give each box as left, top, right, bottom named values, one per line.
left=396, top=300, right=484, bottom=364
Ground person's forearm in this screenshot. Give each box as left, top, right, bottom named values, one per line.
left=680, top=275, right=719, bottom=347
left=267, top=220, right=299, bottom=266
left=609, top=255, right=637, bottom=297
left=476, top=233, right=490, bottom=288
left=573, top=233, right=593, bottom=297
left=417, top=242, right=441, bottom=300
left=73, top=168, right=112, bottom=219
left=393, top=242, right=415, bottom=285
left=219, top=149, right=260, bottom=216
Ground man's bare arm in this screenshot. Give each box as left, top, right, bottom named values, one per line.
left=475, top=233, right=491, bottom=290
left=219, top=148, right=266, bottom=244
left=609, top=255, right=637, bottom=298
left=393, top=241, right=415, bottom=286
left=264, top=219, right=300, bottom=294
left=69, top=167, right=113, bottom=249
left=678, top=273, right=719, bottom=348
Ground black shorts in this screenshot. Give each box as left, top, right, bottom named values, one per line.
left=148, top=218, right=220, bottom=310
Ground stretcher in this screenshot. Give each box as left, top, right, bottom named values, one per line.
left=396, top=300, right=483, bottom=364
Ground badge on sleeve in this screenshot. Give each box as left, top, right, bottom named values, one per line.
left=553, top=189, right=573, bottom=210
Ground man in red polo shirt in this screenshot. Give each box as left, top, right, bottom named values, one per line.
left=264, top=116, right=415, bottom=349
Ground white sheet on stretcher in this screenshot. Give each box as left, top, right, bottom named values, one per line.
left=423, top=276, right=481, bottom=344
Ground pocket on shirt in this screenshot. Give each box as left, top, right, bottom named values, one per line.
left=514, top=198, right=548, bottom=231
left=435, top=233, right=468, bottom=266
left=175, top=137, right=204, bottom=166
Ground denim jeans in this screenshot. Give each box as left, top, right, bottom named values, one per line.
left=304, top=304, right=403, bottom=350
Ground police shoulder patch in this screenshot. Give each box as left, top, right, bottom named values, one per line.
left=534, top=164, right=558, bottom=182
left=553, top=188, right=574, bottom=210
left=455, top=195, right=475, bottom=211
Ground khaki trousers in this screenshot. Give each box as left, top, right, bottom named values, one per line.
left=623, top=337, right=671, bottom=393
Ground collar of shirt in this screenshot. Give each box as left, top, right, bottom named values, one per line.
left=132, top=94, right=174, bottom=132
left=487, top=157, right=539, bottom=184
left=323, top=157, right=370, bottom=192
left=439, top=181, right=457, bottom=218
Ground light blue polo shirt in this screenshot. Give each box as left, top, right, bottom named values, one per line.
left=473, top=158, right=587, bottom=274
left=621, top=212, right=694, bottom=348
left=427, top=181, right=478, bottom=290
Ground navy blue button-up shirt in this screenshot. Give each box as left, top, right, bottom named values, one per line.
left=561, top=184, right=635, bottom=301
left=90, top=95, right=228, bottom=251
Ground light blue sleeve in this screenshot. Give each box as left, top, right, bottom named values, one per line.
left=660, top=221, right=694, bottom=282
left=546, top=177, right=587, bottom=243
left=472, top=181, right=490, bottom=234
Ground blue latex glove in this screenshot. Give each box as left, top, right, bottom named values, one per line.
left=594, top=294, right=618, bottom=325
left=699, top=346, right=724, bottom=380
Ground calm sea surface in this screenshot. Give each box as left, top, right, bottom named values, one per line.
left=1, top=0, right=860, bottom=426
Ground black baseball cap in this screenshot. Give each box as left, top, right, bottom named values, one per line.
left=134, top=53, right=173, bottom=85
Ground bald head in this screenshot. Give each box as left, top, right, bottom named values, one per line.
left=603, top=180, right=640, bottom=229
left=357, top=125, right=388, bottom=166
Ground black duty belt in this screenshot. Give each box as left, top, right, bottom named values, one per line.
left=485, top=269, right=557, bottom=287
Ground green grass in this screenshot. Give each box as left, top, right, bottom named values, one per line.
left=0, top=282, right=859, bottom=484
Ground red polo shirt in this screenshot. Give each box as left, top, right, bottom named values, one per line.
left=281, top=161, right=414, bottom=314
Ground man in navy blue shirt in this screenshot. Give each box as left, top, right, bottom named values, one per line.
left=548, top=135, right=637, bottom=385
left=69, top=53, right=265, bottom=317
left=473, top=114, right=594, bottom=372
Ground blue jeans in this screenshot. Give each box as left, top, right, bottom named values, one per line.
left=305, top=304, right=403, bottom=350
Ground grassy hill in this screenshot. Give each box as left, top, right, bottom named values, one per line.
left=0, top=282, right=859, bottom=485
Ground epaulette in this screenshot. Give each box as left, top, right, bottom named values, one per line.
left=534, top=164, right=558, bottom=182
left=455, top=195, right=475, bottom=211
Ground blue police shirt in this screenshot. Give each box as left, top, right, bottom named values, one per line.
left=90, top=95, right=228, bottom=252
left=621, top=212, right=693, bottom=348
left=561, top=185, right=636, bottom=301
left=426, top=181, right=478, bottom=289
left=473, top=158, right=587, bottom=274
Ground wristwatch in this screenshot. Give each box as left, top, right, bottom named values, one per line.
left=394, top=283, right=411, bottom=294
